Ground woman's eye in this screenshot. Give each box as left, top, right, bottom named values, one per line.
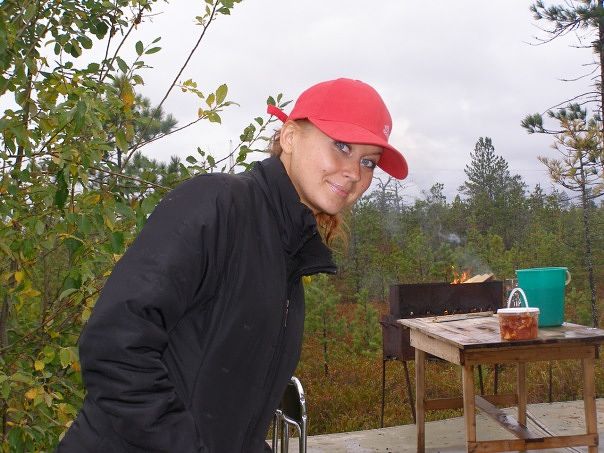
left=334, top=141, right=351, bottom=154
left=361, top=158, right=377, bottom=170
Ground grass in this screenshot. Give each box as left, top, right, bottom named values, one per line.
left=294, top=302, right=604, bottom=436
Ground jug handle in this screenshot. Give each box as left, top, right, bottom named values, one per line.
left=565, top=270, right=571, bottom=286
left=507, top=287, right=529, bottom=308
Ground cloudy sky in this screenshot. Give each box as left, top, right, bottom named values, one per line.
left=124, top=1, right=594, bottom=202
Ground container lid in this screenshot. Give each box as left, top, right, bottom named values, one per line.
left=497, top=307, right=540, bottom=314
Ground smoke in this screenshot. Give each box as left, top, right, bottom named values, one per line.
left=455, top=253, right=493, bottom=276
left=439, top=232, right=461, bottom=245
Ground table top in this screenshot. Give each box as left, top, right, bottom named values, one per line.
left=398, top=314, right=604, bottom=351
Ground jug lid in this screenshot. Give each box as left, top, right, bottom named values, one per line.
left=497, top=307, right=540, bottom=314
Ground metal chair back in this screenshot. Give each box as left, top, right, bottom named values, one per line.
left=271, top=377, right=307, bottom=453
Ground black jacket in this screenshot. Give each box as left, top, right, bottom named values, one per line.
left=57, top=157, right=336, bottom=452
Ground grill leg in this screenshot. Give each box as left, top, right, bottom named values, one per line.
left=402, top=360, right=416, bottom=424
left=477, top=365, right=485, bottom=395
left=381, top=358, right=386, bottom=428
left=548, top=361, right=553, bottom=403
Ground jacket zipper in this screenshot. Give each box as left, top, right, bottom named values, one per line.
left=244, top=265, right=335, bottom=450
left=243, top=294, right=291, bottom=450
left=283, top=298, right=290, bottom=327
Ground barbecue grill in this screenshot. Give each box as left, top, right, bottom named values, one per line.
left=380, top=280, right=505, bottom=426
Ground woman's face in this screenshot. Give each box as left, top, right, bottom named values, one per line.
left=280, top=121, right=382, bottom=215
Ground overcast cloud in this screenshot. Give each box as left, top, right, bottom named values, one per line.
left=120, top=1, right=594, bottom=202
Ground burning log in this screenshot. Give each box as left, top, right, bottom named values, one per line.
left=462, top=273, right=494, bottom=284
left=450, top=266, right=494, bottom=284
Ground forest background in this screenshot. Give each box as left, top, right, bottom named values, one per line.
left=1, top=0, right=604, bottom=451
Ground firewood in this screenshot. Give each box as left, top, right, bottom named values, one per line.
left=463, top=273, right=494, bottom=283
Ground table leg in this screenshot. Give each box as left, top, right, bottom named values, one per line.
left=517, top=362, right=527, bottom=427
left=415, top=348, right=426, bottom=453
left=462, top=364, right=476, bottom=448
left=583, top=356, right=598, bottom=453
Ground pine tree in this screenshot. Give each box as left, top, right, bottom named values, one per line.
left=528, top=1, right=604, bottom=124
left=304, top=275, right=345, bottom=376
left=459, top=137, right=527, bottom=247
left=538, top=107, right=603, bottom=326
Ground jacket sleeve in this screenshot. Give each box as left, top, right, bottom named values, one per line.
left=78, top=176, right=230, bottom=452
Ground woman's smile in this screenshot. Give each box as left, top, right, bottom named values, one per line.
left=327, top=181, right=351, bottom=198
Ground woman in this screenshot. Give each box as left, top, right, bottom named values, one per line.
left=57, top=78, right=408, bottom=452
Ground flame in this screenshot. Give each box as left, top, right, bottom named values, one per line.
left=451, top=267, right=471, bottom=284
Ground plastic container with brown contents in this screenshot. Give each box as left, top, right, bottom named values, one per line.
left=497, top=287, right=540, bottom=341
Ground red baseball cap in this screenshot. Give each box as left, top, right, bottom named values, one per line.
left=267, top=78, right=408, bottom=179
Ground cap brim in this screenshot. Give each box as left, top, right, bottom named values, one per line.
left=308, top=118, right=408, bottom=179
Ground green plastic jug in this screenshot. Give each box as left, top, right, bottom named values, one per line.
left=515, top=267, right=571, bottom=327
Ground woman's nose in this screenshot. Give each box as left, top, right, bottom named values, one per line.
left=342, top=157, right=361, bottom=182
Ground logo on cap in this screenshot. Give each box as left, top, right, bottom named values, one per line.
left=383, top=125, right=391, bottom=138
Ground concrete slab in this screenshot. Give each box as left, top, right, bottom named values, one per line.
left=299, top=399, right=604, bottom=452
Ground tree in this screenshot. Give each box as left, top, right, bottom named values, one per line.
left=106, top=75, right=178, bottom=168
left=523, top=1, right=604, bottom=327
left=523, top=1, right=604, bottom=205
left=414, top=183, right=449, bottom=247
left=459, top=137, right=527, bottom=247
left=350, top=289, right=381, bottom=355
left=0, top=0, right=246, bottom=449
left=537, top=107, right=603, bottom=326
left=304, top=275, right=345, bottom=376
left=529, top=1, right=604, bottom=127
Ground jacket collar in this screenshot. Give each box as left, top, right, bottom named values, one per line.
left=250, top=156, right=333, bottom=263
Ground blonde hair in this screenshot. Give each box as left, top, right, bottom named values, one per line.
left=269, top=123, right=346, bottom=245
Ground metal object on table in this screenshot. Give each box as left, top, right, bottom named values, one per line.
left=430, top=311, right=494, bottom=323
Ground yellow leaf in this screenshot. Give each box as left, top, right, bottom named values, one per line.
left=25, top=388, right=38, bottom=400
left=81, top=307, right=91, bottom=322
left=104, top=215, right=115, bottom=230
left=20, top=288, right=41, bottom=298
left=71, top=361, right=81, bottom=373
left=14, top=271, right=24, bottom=283
left=34, top=360, right=45, bottom=371
left=88, top=193, right=101, bottom=204
left=302, top=276, right=312, bottom=284
left=121, top=82, right=135, bottom=110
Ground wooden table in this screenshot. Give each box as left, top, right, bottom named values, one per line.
left=399, top=314, right=604, bottom=453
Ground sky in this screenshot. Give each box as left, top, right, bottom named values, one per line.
left=116, top=1, right=594, bottom=202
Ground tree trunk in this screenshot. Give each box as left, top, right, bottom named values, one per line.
left=0, top=262, right=15, bottom=443
left=579, top=161, right=599, bottom=327
left=350, top=214, right=361, bottom=294
left=0, top=294, right=9, bottom=350
left=599, top=0, right=604, bottom=129
left=322, top=316, right=329, bottom=376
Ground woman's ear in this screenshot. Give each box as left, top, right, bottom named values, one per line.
left=279, top=120, right=298, bottom=155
